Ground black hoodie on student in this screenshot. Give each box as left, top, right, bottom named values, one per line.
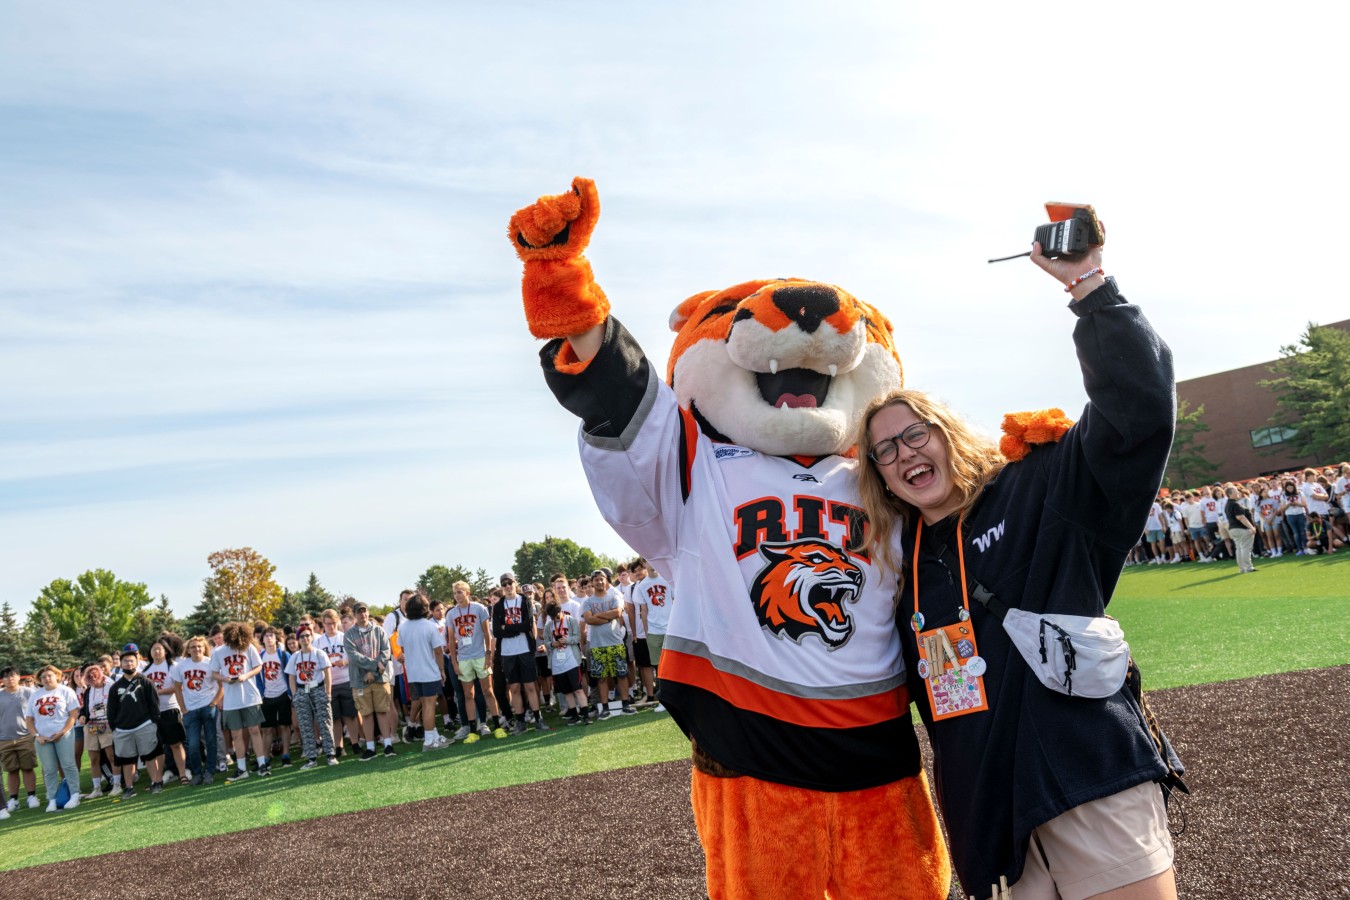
left=106, top=672, right=161, bottom=732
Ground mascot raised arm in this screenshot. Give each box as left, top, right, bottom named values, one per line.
left=510, top=178, right=951, bottom=900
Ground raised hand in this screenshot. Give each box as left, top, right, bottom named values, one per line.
left=508, top=177, right=610, bottom=340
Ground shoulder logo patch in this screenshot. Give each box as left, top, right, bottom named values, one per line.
left=714, top=445, right=755, bottom=460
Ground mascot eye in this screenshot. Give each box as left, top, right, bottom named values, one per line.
left=805, top=552, right=828, bottom=564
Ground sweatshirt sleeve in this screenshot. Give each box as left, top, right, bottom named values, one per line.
left=1051, top=279, right=1176, bottom=551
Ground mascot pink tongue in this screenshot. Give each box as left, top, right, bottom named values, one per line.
left=510, top=177, right=951, bottom=900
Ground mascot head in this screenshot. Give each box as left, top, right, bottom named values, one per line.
left=666, top=278, right=902, bottom=457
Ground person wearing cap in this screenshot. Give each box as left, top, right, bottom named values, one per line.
left=345, top=603, right=396, bottom=760
left=107, top=645, right=164, bottom=798
left=491, top=574, right=551, bottom=735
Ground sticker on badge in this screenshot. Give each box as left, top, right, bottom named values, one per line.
left=958, top=609, right=970, bottom=621
left=956, top=639, right=975, bottom=659
left=916, top=658, right=929, bottom=679
left=964, top=656, right=987, bottom=677
left=911, top=612, right=925, bottom=632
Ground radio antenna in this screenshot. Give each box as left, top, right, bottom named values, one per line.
left=987, top=250, right=1031, bottom=264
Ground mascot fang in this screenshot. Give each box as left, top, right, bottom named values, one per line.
left=511, top=178, right=952, bottom=900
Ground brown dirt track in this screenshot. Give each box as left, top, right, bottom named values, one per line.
left=2, top=666, right=1346, bottom=900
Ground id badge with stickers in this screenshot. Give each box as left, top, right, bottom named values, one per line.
left=915, top=621, right=989, bottom=721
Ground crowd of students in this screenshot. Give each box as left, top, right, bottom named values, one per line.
left=0, top=560, right=675, bottom=817
left=1131, top=464, right=1350, bottom=571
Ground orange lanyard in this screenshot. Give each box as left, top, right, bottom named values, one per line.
left=913, top=514, right=969, bottom=620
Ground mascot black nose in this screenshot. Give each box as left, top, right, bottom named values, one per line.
left=772, top=285, right=839, bottom=333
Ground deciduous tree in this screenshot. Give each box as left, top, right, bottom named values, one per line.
left=417, top=564, right=493, bottom=602
left=1262, top=322, right=1350, bottom=463
left=204, top=547, right=284, bottom=623
left=513, top=536, right=606, bottom=586
left=29, top=569, right=151, bottom=650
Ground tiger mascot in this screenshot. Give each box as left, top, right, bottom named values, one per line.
left=510, top=178, right=951, bottom=900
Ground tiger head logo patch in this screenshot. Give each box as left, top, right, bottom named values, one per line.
left=749, top=539, right=863, bottom=649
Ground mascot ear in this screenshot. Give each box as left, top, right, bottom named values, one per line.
left=758, top=543, right=788, bottom=564
left=669, top=291, right=718, bottom=333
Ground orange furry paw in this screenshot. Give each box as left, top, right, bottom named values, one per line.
left=509, top=176, right=601, bottom=262
left=999, top=408, right=1074, bottom=461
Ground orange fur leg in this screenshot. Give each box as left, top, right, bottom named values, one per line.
left=691, top=769, right=951, bottom=900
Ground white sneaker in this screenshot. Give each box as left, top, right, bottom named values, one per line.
left=5, top=798, right=16, bottom=813
left=654, top=703, right=667, bottom=713
left=84, top=784, right=104, bottom=800
left=26, top=795, right=39, bottom=809
left=0, top=806, right=9, bottom=819
left=163, top=771, right=178, bottom=784
left=46, top=800, right=57, bottom=812
left=451, top=725, right=470, bottom=742
left=63, top=795, right=79, bottom=810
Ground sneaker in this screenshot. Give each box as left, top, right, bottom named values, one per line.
left=190, top=773, right=204, bottom=787
left=301, top=759, right=318, bottom=770
left=0, top=807, right=9, bottom=820
left=620, top=704, right=637, bottom=715
left=597, top=706, right=611, bottom=720
left=226, top=770, right=249, bottom=783
left=334, top=744, right=344, bottom=759
left=383, top=744, right=397, bottom=757
left=217, top=762, right=229, bottom=773
left=451, top=725, right=471, bottom=742
left=477, top=722, right=492, bottom=738
left=163, top=771, right=178, bottom=784
left=5, top=798, right=16, bottom=813
left=508, top=719, right=527, bottom=736
left=361, top=748, right=377, bottom=762
left=492, top=726, right=508, bottom=739
left=282, top=755, right=292, bottom=768
left=150, top=782, right=164, bottom=794
left=258, top=765, right=272, bottom=778
left=566, top=713, right=584, bottom=726
left=534, top=718, right=553, bottom=732
left=654, top=703, right=667, bottom=713
left=327, top=755, right=339, bottom=766
left=27, top=795, right=39, bottom=809
left=463, top=732, right=480, bottom=744
left=46, top=800, right=58, bottom=813
left=120, top=788, right=136, bottom=800
left=84, top=784, right=105, bottom=800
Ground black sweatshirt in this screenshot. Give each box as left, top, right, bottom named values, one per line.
left=904, top=280, right=1181, bottom=892
left=106, top=673, right=161, bottom=732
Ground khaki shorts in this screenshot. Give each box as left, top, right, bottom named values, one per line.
left=646, top=634, right=666, bottom=667
left=84, top=723, right=116, bottom=752
left=0, top=736, right=37, bottom=772
left=456, top=656, right=489, bottom=683
left=1017, top=780, right=1174, bottom=900
left=354, top=682, right=391, bottom=716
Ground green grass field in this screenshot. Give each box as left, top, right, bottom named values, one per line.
left=4, top=551, right=1347, bottom=871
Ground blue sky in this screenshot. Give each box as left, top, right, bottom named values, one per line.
left=3, top=2, right=1347, bottom=619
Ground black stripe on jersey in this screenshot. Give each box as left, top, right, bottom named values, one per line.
left=542, top=316, right=655, bottom=450
left=678, top=408, right=694, bottom=503
left=658, top=680, right=921, bottom=792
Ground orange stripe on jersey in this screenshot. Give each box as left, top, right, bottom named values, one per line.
left=661, top=649, right=908, bottom=730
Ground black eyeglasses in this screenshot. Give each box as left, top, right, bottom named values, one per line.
left=868, top=421, right=933, bottom=465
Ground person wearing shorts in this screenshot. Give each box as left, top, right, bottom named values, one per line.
left=447, top=582, right=504, bottom=742
left=315, top=609, right=358, bottom=758
left=397, top=594, right=450, bottom=750
left=583, top=569, right=634, bottom=719
left=1, top=665, right=39, bottom=811
left=78, top=663, right=117, bottom=797
left=635, top=564, right=673, bottom=712
left=545, top=600, right=592, bottom=725
left=211, top=623, right=270, bottom=781
left=345, top=602, right=396, bottom=760
left=492, top=573, right=551, bottom=735
left=106, top=646, right=163, bottom=798
left=257, top=628, right=293, bottom=767
left=144, top=638, right=189, bottom=786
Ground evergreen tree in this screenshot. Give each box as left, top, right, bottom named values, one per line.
left=27, top=612, right=76, bottom=671
left=1261, top=322, right=1350, bottom=463
left=272, top=588, right=309, bottom=629
left=1165, top=400, right=1221, bottom=489
left=298, top=573, right=335, bottom=617
left=0, top=602, right=32, bottom=672
left=181, top=582, right=241, bottom=638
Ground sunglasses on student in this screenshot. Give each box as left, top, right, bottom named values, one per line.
left=868, top=421, right=934, bottom=466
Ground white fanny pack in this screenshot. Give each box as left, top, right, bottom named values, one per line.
left=1000, top=609, right=1130, bottom=698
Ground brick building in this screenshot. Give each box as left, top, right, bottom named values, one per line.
left=1175, top=319, right=1350, bottom=482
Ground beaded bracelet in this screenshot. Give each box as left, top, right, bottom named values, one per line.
left=1064, top=267, right=1104, bottom=292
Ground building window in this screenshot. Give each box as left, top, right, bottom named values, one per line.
left=1251, top=425, right=1298, bottom=448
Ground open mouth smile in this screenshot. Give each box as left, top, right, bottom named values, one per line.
left=756, top=367, right=833, bottom=409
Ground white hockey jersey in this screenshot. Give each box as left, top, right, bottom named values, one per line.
left=544, top=317, right=919, bottom=791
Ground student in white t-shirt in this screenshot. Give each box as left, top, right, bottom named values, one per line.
left=285, top=626, right=337, bottom=767
left=396, top=595, right=449, bottom=750
left=315, top=609, right=357, bottom=759
left=23, top=666, right=81, bottom=812
left=210, top=623, right=270, bottom=781
left=144, top=638, right=189, bottom=786
left=257, top=629, right=293, bottom=768
left=173, top=636, right=222, bottom=785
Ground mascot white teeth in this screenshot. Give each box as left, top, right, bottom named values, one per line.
left=510, top=177, right=951, bottom=900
